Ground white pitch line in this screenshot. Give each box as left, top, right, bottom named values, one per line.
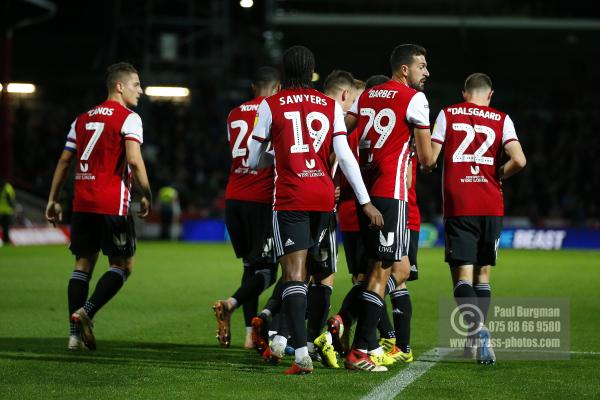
left=361, top=348, right=441, bottom=400
left=360, top=347, right=600, bottom=400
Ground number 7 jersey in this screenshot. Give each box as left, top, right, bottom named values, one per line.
left=431, top=101, right=519, bottom=217
left=251, top=88, right=346, bottom=212
left=64, top=100, right=143, bottom=216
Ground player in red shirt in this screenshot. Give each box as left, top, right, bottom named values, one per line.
left=431, top=73, right=526, bottom=364
left=45, top=63, right=152, bottom=351
left=212, top=67, right=281, bottom=349
left=248, top=45, right=382, bottom=375
left=341, top=44, right=437, bottom=371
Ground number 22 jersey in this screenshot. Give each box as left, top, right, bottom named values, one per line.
left=64, top=100, right=143, bottom=216
left=431, top=102, right=519, bottom=217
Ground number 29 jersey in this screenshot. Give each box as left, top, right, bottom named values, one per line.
left=349, top=79, right=430, bottom=202
left=431, top=102, right=519, bottom=217
left=64, top=100, right=143, bottom=216
left=251, top=88, right=346, bottom=212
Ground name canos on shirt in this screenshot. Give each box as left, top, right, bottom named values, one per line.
left=87, top=107, right=114, bottom=117
left=447, top=106, right=501, bottom=121
left=279, top=94, right=328, bottom=106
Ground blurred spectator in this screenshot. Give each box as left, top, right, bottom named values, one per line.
left=158, top=184, right=180, bottom=240
left=0, top=179, right=16, bottom=244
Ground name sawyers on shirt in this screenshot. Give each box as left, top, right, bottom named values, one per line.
left=240, top=104, right=260, bottom=112
left=279, top=94, right=328, bottom=106
left=368, top=89, right=398, bottom=99
left=88, top=107, right=114, bottom=117
left=448, top=106, right=501, bottom=121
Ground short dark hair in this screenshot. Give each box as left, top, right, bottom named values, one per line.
left=323, top=70, right=354, bottom=96
left=390, top=44, right=427, bottom=73
left=252, top=66, right=280, bottom=88
left=282, top=45, right=315, bottom=89
left=106, top=62, right=138, bottom=92
left=365, top=74, right=390, bottom=89
left=464, top=73, right=493, bottom=92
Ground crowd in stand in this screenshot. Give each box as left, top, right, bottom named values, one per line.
left=8, top=95, right=600, bottom=228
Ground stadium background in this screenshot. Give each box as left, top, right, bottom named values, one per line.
left=2, top=2, right=600, bottom=399
left=2, top=0, right=599, bottom=249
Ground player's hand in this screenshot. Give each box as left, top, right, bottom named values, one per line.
left=334, top=186, right=341, bottom=203
left=138, top=196, right=151, bottom=218
left=45, top=201, right=62, bottom=227
left=362, top=202, right=383, bottom=230
left=420, top=163, right=436, bottom=174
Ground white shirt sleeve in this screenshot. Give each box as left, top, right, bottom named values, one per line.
left=406, top=92, right=430, bottom=128
left=333, top=135, right=370, bottom=205
left=251, top=99, right=272, bottom=142
left=431, top=110, right=447, bottom=143
left=347, top=96, right=359, bottom=117
left=502, top=115, right=519, bottom=145
left=122, top=113, right=144, bottom=144
left=248, top=100, right=272, bottom=169
left=64, top=119, right=77, bottom=152
left=333, top=102, right=347, bottom=135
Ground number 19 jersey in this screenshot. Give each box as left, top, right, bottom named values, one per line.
left=64, top=100, right=143, bottom=216
left=251, top=88, right=346, bottom=212
left=431, top=102, right=519, bottom=217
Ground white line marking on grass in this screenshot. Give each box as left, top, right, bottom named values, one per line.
left=361, top=348, right=441, bottom=400
left=360, top=348, right=599, bottom=400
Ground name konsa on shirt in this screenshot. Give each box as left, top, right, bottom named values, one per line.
left=240, top=104, right=259, bottom=112
left=279, top=94, right=328, bottom=106
left=88, top=107, right=114, bottom=117
left=447, top=107, right=501, bottom=121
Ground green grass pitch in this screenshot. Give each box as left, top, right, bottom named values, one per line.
left=1, top=243, right=600, bottom=399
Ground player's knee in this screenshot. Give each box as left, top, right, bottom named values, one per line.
left=255, top=266, right=276, bottom=290
left=108, top=257, right=134, bottom=277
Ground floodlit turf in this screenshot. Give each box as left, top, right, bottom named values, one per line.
left=1, top=243, right=599, bottom=399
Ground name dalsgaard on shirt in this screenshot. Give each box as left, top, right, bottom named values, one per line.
left=448, top=107, right=501, bottom=121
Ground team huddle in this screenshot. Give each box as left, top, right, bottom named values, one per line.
left=213, top=44, right=526, bottom=374
left=45, top=43, right=525, bottom=375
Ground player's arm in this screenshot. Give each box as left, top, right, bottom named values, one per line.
left=121, top=113, right=152, bottom=217
left=126, top=140, right=152, bottom=218
left=408, top=93, right=436, bottom=171
left=344, top=96, right=359, bottom=132
left=427, top=109, right=446, bottom=171
left=498, top=115, right=526, bottom=180
left=248, top=100, right=273, bottom=169
left=499, top=141, right=526, bottom=179
left=46, top=149, right=74, bottom=226
left=414, top=128, right=436, bottom=172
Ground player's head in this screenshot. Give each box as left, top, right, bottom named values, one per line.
left=463, top=72, right=494, bottom=105
left=353, top=78, right=366, bottom=101
left=281, top=45, right=315, bottom=89
left=365, top=74, right=390, bottom=90
left=106, top=62, right=142, bottom=107
left=390, top=44, right=429, bottom=91
left=252, top=66, right=281, bottom=97
left=323, top=70, right=355, bottom=112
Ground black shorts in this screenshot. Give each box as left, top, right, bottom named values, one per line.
left=444, top=216, right=502, bottom=267
left=341, top=230, right=367, bottom=276
left=273, top=210, right=334, bottom=273
left=407, top=229, right=419, bottom=281
left=307, top=212, right=338, bottom=276
left=225, top=200, right=275, bottom=266
left=69, top=212, right=136, bottom=258
left=359, top=197, right=409, bottom=262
